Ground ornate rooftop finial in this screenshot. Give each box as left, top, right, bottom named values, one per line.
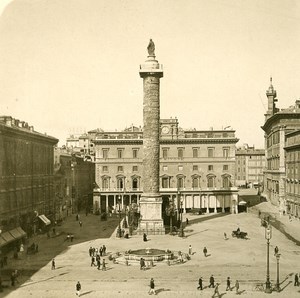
left=268, top=76, right=274, bottom=93
left=147, top=39, right=155, bottom=56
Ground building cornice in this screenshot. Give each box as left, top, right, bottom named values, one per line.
left=262, top=112, right=300, bottom=132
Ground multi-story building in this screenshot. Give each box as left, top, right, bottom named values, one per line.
left=54, top=147, right=95, bottom=218
left=285, top=130, right=300, bottom=219
left=93, top=118, right=239, bottom=216
left=262, top=79, right=300, bottom=213
left=66, top=133, right=95, bottom=161
left=235, top=145, right=265, bottom=188
left=0, top=116, right=58, bottom=244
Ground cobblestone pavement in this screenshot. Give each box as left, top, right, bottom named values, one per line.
left=1, top=207, right=300, bottom=298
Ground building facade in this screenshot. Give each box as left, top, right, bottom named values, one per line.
left=235, top=145, right=265, bottom=188
left=93, top=118, right=239, bottom=217
left=262, top=79, right=300, bottom=213
left=285, top=130, right=300, bottom=219
left=54, top=147, right=95, bottom=219
left=0, top=116, right=58, bottom=240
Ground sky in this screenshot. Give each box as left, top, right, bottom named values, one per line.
left=1, top=0, right=300, bottom=147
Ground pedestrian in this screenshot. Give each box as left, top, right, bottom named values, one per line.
left=97, top=258, right=101, bottom=270
left=188, top=244, right=192, bottom=255
left=274, top=246, right=279, bottom=256
left=224, top=232, right=228, bottom=240
left=89, top=247, right=93, bottom=257
left=294, top=273, right=299, bottom=286
left=76, top=281, right=81, bottom=296
left=35, top=243, right=39, bottom=253
left=148, top=278, right=156, bottom=295
left=209, top=275, right=215, bottom=288
left=102, top=258, right=106, bottom=271
left=91, top=256, right=96, bottom=267
left=103, top=245, right=106, bottom=255
left=212, top=283, right=220, bottom=298
left=197, top=277, right=203, bottom=290
left=11, top=271, right=15, bottom=286
left=186, top=218, right=189, bottom=226
left=235, top=280, right=239, bottom=294
left=226, top=277, right=231, bottom=291
left=140, top=258, right=146, bottom=270
left=99, top=246, right=103, bottom=256
left=79, top=221, right=82, bottom=227
left=51, top=258, right=55, bottom=270
left=143, top=233, right=148, bottom=242
left=70, top=234, right=74, bottom=242
left=66, top=234, right=70, bottom=241
left=203, top=247, right=208, bottom=257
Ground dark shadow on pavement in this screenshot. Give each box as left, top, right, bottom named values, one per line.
left=236, top=290, right=245, bottom=295
left=80, top=290, right=94, bottom=296
left=156, top=288, right=171, bottom=294
left=219, top=293, right=227, bottom=297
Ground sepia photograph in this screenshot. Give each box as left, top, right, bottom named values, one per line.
left=0, top=1, right=300, bottom=297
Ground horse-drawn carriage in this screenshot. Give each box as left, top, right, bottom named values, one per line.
left=232, top=229, right=248, bottom=239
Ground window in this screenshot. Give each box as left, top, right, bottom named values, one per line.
left=178, top=148, right=184, bottom=159
left=192, top=177, right=199, bottom=188
left=208, top=148, right=214, bottom=158
left=162, top=177, right=169, bottom=188
left=223, top=148, right=229, bottom=158
left=223, top=165, right=228, bottom=171
left=132, top=149, right=138, bottom=158
left=102, top=149, right=108, bottom=159
left=117, top=166, right=123, bottom=172
left=132, top=178, right=138, bottom=189
left=178, top=165, right=183, bottom=171
left=117, top=149, right=123, bottom=159
left=222, top=176, right=231, bottom=188
left=117, top=177, right=124, bottom=189
left=163, top=165, right=168, bottom=171
left=207, top=176, right=215, bottom=188
left=193, top=165, right=198, bottom=171
left=208, top=165, right=213, bottom=171
left=102, top=166, right=108, bottom=172
left=193, top=148, right=198, bottom=158
left=177, top=177, right=184, bottom=189
left=102, top=177, right=109, bottom=189
left=132, top=166, right=138, bottom=172
left=162, top=148, right=168, bottom=159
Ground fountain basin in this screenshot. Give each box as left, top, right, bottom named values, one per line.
left=124, top=248, right=173, bottom=261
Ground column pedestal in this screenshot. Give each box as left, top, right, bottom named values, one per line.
left=137, top=194, right=165, bottom=235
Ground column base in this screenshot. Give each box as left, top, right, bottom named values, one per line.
left=137, top=219, right=165, bottom=235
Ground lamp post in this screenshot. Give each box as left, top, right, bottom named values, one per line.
left=178, top=196, right=185, bottom=237
left=274, top=253, right=281, bottom=292
left=117, top=195, right=122, bottom=238
left=265, top=225, right=272, bottom=293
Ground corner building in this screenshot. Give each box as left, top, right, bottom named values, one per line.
left=93, top=118, right=239, bottom=222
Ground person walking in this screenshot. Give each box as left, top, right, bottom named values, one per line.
left=294, top=273, right=299, bottom=286
left=97, top=258, right=101, bottom=270
left=203, top=247, right=208, bottom=257
left=209, top=275, right=215, bottom=288
left=188, top=245, right=192, bottom=255
left=148, top=278, right=156, bottom=295
left=235, top=280, right=240, bottom=294
left=103, top=245, right=106, bottom=255
left=212, top=283, right=220, bottom=298
left=89, top=247, right=93, bottom=257
left=274, top=246, right=279, bottom=256
left=226, top=277, right=231, bottom=291
left=91, top=256, right=96, bottom=267
left=197, top=277, right=203, bottom=290
left=102, top=258, right=106, bottom=271
left=76, top=281, right=81, bottom=296
left=51, top=259, right=55, bottom=270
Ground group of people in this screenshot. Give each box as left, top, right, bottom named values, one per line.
left=197, top=275, right=240, bottom=295
left=89, top=245, right=107, bottom=271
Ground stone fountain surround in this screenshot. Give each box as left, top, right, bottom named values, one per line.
left=109, top=248, right=190, bottom=265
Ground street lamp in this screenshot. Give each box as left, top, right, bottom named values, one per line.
left=178, top=196, right=185, bottom=237
left=117, top=195, right=122, bottom=238
left=265, top=225, right=272, bottom=293
left=274, top=253, right=281, bottom=292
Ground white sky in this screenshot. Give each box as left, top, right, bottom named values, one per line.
left=1, top=0, right=300, bottom=147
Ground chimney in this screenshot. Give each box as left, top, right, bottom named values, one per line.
left=5, top=116, right=13, bottom=126
left=29, top=126, right=34, bottom=132
left=295, top=100, right=300, bottom=109
left=15, top=119, right=20, bottom=127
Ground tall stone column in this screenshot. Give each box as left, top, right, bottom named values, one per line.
left=138, top=40, right=165, bottom=235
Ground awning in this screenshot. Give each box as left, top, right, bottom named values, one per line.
left=0, top=236, right=7, bottom=247
left=38, top=215, right=51, bottom=225
left=238, top=200, right=248, bottom=206
left=9, top=227, right=26, bottom=240
left=1, top=231, right=15, bottom=244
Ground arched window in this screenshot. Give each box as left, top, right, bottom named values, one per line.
left=117, top=177, right=124, bottom=190
left=132, top=178, right=139, bottom=190
left=207, top=175, right=215, bottom=188
left=102, top=177, right=109, bottom=190
left=177, top=176, right=185, bottom=189
left=192, top=176, right=199, bottom=188
left=222, top=176, right=231, bottom=188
